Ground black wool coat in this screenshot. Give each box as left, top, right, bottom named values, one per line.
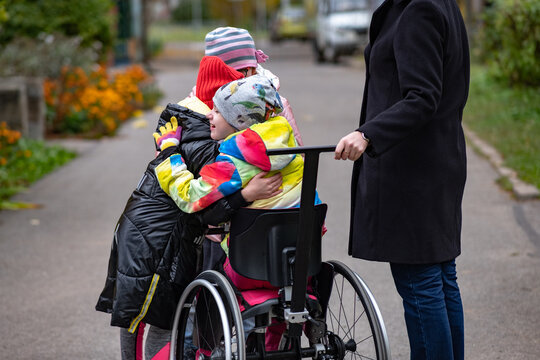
left=96, top=104, right=248, bottom=330
left=350, top=0, right=470, bottom=264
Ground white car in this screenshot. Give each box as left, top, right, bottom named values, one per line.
left=313, top=0, right=378, bottom=63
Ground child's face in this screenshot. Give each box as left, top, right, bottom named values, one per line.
left=207, top=107, right=237, bottom=140
left=237, top=67, right=257, bottom=77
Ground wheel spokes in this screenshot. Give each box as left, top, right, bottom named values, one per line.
left=325, top=271, right=378, bottom=360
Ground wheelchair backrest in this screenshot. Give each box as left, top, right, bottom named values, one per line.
left=229, top=204, right=328, bottom=288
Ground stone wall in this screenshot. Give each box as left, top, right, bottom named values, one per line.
left=0, top=77, right=45, bottom=140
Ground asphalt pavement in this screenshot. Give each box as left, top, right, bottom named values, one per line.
left=0, top=41, right=539, bottom=359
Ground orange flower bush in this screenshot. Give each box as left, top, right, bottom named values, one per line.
left=0, top=122, right=24, bottom=167
left=44, top=64, right=154, bottom=136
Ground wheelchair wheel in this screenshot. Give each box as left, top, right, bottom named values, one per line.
left=325, top=260, right=391, bottom=360
left=169, top=270, right=245, bottom=360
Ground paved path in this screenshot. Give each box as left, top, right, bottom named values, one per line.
left=1, top=41, right=539, bottom=359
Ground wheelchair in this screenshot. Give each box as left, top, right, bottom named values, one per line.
left=169, top=146, right=391, bottom=360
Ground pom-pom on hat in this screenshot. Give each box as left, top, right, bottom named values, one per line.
left=205, top=27, right=269, bottom=70
left=196, top=56, right=244, bottom=109
left=213, top=74, right=284, bottom=131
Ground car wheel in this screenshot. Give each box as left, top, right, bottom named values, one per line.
left=313, top=40, right=325, bottom=63
left=324, top=45, right=339, bottom=63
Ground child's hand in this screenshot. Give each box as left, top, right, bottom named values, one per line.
left=241, top=172, right=283, bottom=202
left=153, top=116, right=182, bottom=150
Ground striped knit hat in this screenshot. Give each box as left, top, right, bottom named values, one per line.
left=196, top=56, right=244, bottom=109
left=205, top=27, right=269, bottom=70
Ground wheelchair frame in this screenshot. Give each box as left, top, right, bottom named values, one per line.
left=169, top=146, right=391, bottom=360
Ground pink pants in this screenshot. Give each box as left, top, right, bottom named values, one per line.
left=223, top=258, right=285, bottom=350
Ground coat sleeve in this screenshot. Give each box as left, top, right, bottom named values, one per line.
left=199, top=191, right=250, bottom=226
left=155, top=128, right=271, bottom=213
left=359, top=1, right=446, bottom=156
left=156, top=120, right=294, bottom=213
left=155, top=153, right=254, bottom=213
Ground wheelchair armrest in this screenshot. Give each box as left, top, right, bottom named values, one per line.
left=241, top=298, right=280, bottom=320
left=205, top=225, right=230, bottom=235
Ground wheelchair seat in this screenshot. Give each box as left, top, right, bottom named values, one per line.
left=228, top=204, right=328, bottom=288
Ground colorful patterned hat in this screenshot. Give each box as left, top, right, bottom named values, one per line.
left=213, top=74, right=283, bottom=131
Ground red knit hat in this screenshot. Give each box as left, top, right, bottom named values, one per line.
left=196, top=56, right=244, bottom=109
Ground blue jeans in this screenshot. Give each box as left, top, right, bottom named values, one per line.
left=390, top=260, right=464, bottom=360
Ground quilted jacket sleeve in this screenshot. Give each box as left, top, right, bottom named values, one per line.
left=199, top=191, right=250, bottom=226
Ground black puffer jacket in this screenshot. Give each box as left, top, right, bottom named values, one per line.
left=96, top=103, right=247, bottom=331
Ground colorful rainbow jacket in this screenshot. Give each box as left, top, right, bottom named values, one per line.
left=155, top=116, right=311, bottom=213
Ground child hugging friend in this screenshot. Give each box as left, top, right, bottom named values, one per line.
left=154, top=74, right=321, bottom=353
left=97, top=56, right=283, bottom=360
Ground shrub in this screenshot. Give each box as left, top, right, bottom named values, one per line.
left=0, top=33, right=100, bottom=78
left=0, top=0, right=114, bottom=57
left=148, top=38, right=164, bottom=58
left=172, top=0, right=212, bottom=23
left=0, top=122, right=76, bottom=209
left=44, top=64, right=158, bottom=137
left=0, top=1, right=7, bottom=24
left=479, top=0, right=540, bottom=86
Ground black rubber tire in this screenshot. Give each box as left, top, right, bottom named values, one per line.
left=324, top=260, right=391, bottom=360
left=169, top=270, right=245, bottom=360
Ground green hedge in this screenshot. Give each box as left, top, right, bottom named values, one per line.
left=479, top=0, right=540, bottom=86
left=0, top=135, right=76, bottom=210
left=0, top=0, right=114, bottom=56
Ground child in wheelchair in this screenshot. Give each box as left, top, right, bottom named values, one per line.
left=154, top=74, right=323, bottom=354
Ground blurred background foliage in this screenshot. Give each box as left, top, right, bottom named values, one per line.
left=465, top=0, right=539, bottom=193
left=0, top=34, right=100, bottom=78
left=172, top=0, right=213, bottom=24
left=43, top=64, right=158, bottom=137
left=0, top=0, right=159, bottom=209
left=0, top=1, right=7, bottom=24
left=477, top=0, right=540, bottom=86
left=0, top=0, right=114, bottom=56
left=0, top=121, right=76, bottom=210
left=0, top=0, right=538, bottom=202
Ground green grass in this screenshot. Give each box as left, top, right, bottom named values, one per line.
left=463, top=65, right=540, bottom=190
left=149, top=23, right=268, bottom=44
left=0, top=138, right=76, bottom=210
left=149, top=23, right=221, bottom=43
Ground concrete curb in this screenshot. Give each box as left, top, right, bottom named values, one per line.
left=463, top=125, right=539, bottom=200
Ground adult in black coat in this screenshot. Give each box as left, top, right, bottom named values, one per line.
left=335, top=0, right=469, bottom=358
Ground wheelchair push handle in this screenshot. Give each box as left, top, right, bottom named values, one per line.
left=266, top=145, right=336, bottom=156
left=266, top=145, right=337, bottom=337
left=204, top=147, right=336, bottom=237
left=266, top=144, right=336, bottom=208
